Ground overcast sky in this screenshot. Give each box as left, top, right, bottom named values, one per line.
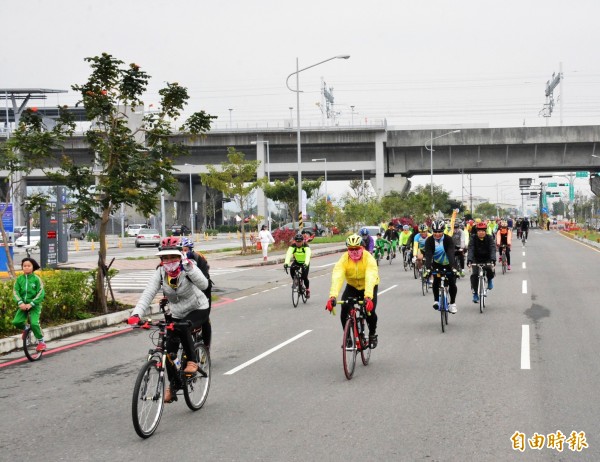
left=3, top=0, right=599, bottom=208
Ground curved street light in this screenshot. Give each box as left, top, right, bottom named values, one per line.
left=425, top=129, right=461, bottom=213
left=286, top=55, right=350, bottom=228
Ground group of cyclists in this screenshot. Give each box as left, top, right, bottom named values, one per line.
left=125, top=214, right=531, bottom=397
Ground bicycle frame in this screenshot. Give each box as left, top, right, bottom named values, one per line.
left=339, top=297, right=371, bottom=379
left=431, top=270, right=452, bottom=332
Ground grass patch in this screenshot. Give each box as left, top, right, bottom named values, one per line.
left=568, top=230, right=600, bottom=241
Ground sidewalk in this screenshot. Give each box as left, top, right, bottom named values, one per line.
left=0, top=241, right=345, bottom=355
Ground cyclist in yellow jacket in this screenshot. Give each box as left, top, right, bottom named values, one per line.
left=326, top=234, right=380, bottom=348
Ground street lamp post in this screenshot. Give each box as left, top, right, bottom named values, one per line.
left=251, top=140, right=271, bottom=230
left=184, top=163, right=195, bottom=237
left=425, top=130, right=461, bottom=214
left=286, top=55, right=350, bottom=228
left=311, top=158, right=327, bottom=202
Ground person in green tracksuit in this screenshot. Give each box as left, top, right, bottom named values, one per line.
left=12, top=258, right=46, bottom=351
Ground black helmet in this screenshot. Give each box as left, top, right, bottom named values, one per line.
left=294, top=233, right=304, bottom=242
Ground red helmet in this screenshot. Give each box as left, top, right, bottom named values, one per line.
left=476, top=222, right=487, bottom=230
left=160, top=236, right=181, bottom=250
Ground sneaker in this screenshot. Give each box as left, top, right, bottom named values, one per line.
left=449, top=303, right=457, bottom=314
left=507, top=265, right=511, bottom=270
left=472, top=293, right=480, bottom=303
left=164, top=387, right=175, bottom=403
left=36, top=341, right=47, bottom=352
left=488, top=279, right=494, bottom=290
left=433, top=301, right=439, bottom=310
left=305, top=288, right=310, bottom=299
left=369, top=334, right=378, bottom=349
left=345, top=337, right=353, bottom=350
left=183, top=361, right=199, bottom=374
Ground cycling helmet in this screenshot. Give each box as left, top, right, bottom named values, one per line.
left=180, top=237, right=194, bottom=248
left=359, top=227, right=369, bottom=236
left=500, top=220, right=508, bottom=228
left=346, top=234, right=362, bottom=247
left=431, top=220, right=446, bottom=233
left=418, top=224, right=429, bottom=233
left=157, top=236, right=182, bottom=256
left=403, top=224, right=410, bottom=231
left=294, top=233, right=304, bottom=242
left=476, top=221, right=487, bottom=230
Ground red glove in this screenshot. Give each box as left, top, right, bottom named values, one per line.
left=325, top=297, right=336, bottom=312
left=364, top=297, right=374, bottom=312
left=127, top=315, right=141, bottom=325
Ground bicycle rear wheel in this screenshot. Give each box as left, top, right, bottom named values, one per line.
left=23, top=328, right=43, bottom=361
left=502, top=258, right=507, bottom=274
left=132, top=359, right=165, bottom=438
left=300, top=282, right=307, bottom=303
left=422, top=276, right=428, bottom=296
left=342, top=318, right=357, bottom=379
left=291, top=276, right=300, bottom=307
left=184, top=344, right=211, bottom=411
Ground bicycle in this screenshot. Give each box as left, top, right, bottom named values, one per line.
left=402, top=246, right=412, bottom=271
left=521, top=231, right=527, bottom=247
left=430, top=269, right=453, bottom=333
left=498, top=245, right=507, bottom=274
left=473, top=263, right=494, bottom=313
left=22, top=311, right=44, bottom=362
left=286, top=264, right=307, bottom=307
left=336, top=297, right=372, bottom=380
left=374, top=243, right=388, bottom=266
left=421, top=267, right=430, bottom=296
left=131, top=319, right=211, bottom=438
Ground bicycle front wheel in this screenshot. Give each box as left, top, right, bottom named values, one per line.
left=342, top=318, right=357, bottom=379
left=291, top=277, right=300, bottom=308
left=479, top=277, right=485, bottom=313
left=413, top=263, right=419, bottom=279
left=422, top=277, right=427, bottom=296
left=184, top=344, right=211, bottom=411
left=440, top=292, right=446, bottom=333
left=23, top=328, right=43, bottom=362
left=359, top=319, right=371, bottom=366
left=132, top=359, right=165, bottom=438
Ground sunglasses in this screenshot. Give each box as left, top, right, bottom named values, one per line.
left=347, top=246, right=362, bottom=251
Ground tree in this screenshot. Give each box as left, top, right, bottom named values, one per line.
left=475, top=201, right=499, bottom=218
left=9, top=53, right=215, bottom=312
left=200, top=147, right=266, bottom=254
left=263, top=177, right=321, bottom=226
left=311, top=197, right=337, bottom=234
left=0, top=107, right=75, bottom=277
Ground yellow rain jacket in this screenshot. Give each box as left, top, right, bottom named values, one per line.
left=329, top=251, right=380, bottom=300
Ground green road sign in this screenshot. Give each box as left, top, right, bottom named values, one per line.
left=548, top=182, right=557, bottom=187
left=576, top=171, right=589, bottom=178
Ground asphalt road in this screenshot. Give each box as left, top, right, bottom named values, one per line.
left=1, top=231, right=599, bottom=461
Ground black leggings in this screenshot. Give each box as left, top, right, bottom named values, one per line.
left=339, top=284, right=378, bottom=335
left=432, top=265, right=457, bottom=304
left=165, top=309, right=209, bottom=383
left=290, top=262, right=310, bottom=289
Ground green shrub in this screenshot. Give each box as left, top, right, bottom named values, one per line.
left=86, top=231, right=99, bottom=242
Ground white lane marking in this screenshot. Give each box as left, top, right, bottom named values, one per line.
left=378, top=284, right=398, bottom=295
left=521, top=325, right=531, bottom=370
left=224, top=330, right=312, bottom=375
left=314, top=262, right=336, bottom=268
left=234, top=296, right=248, bottom=301
left=522, top=280, right=527, bottom=293
left=522, top=251, right=526, bottom=256
left=522, top=262, right=526, bottom=269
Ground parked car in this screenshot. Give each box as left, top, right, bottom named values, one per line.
left=126, top=223, right=149, bottom=237
left=134, top=228, right=161, bottom=247
left=170, top=224, right=191, bottom=236
left=67, top=224, right=86, bottom=240
left=279, top=221, right=325, bottom=237
left=13, top=226, right=28, bottom=240
left=357, top=225, right=384, bottom=237
left=15, top=229, right=41, bottom=247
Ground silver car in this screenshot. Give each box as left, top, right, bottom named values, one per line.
left=134, top=228, right=161, bottom=247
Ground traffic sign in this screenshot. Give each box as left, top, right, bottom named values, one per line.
left=576, top=171, right=589, bottom=178
left=548, top=182, right=557, bottom=187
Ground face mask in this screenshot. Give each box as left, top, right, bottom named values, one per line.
left=163, top=261, right=181, bottom=276
left=348, top=247, right=364, bottom=261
